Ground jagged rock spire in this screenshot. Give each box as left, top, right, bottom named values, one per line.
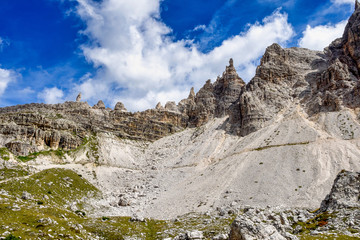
left=188, top=87, right=195, bottom=100
left=229, top=58, right=234, bottom=67
left=222, top=58, right=245, bottom=85
left=93, top=100, right=105, bottom=109
left=356, top=0, right=359, bottom=10
left=114, top=102, right=127, bottom=112
left=76, top=93, right=81, bottom=102
left=155, top=102, right=164, bottom=110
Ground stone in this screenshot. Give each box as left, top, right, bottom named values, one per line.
left=188, top=87, right=195, bottom=101
left=130, top=215, right=145, bottom=222
left=155, top=102, right=164, bottom=110
left=165, top=101, right=180, bottom=113
left=213, top=234, right=228, bottom=240
left=118, top=197, right=131, bottom=207
left=187, top=230, right=204, bottom=239
left=229, top=215, right=288, bottom=240
left=5, top=141, right=37, bottom=156
left=320, top=170, right=360, bottom=211
left=93, top=100, right=106, bottom=109
left=21, top=191, right=32, bottom=200
left=76, top=93, right=81, bottom=102
left=114, top=102, right=127, bottom=112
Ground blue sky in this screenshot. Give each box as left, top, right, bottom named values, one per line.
left=0, top=0, right=356, bottom=110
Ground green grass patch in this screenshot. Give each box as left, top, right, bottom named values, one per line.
left=17, top=148, right=69, bottom=162
left=293, top=212, right=335, bottom=233
left=299, top=234, right=360, bottom=240
left=0, top=168, right=99, bottom=206
left=0, top=167, right=29, bottom=180
left=0, top=148, right=10, bottom=161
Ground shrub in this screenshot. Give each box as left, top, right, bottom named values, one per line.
left=5, top=234, right=20, bottom=240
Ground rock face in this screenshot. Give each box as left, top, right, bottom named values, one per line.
left=320, top=170, right=360, bottom=211
left=184, top=59, right=245, bottom=127
left=76, top=93, right=81, bottom=102
left=114, top=102, right=127, bottom=112
left=0, top=3, right=360, bottom=160
left=231, top=44, right=325, bottom=135
left=0, top=102, right=188, bottom=155
left=229, top=169, right=360, bottom=239
left=229, top=207, right=299, bottom=240
left=93, top=100, right=106, bottom=109
left=230, top=216, right=287, bottom=240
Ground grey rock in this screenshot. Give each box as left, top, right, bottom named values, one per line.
left=93, top=100, right=106, bottom=109
left=76, top=93, right=81, bottom=102
left=118, top=197, right=131, bottom=207
left=21, top=191, right=32, bottom=200
left=114, top=102, right=127, bottom=112
left=229, top=215, right=288, bottom=240
left=320, top=170, right=360, bottom=211
left=155, top=102, right=164, bottom=110
left=186, top=230, right=204, bottom=239
left=212, top=234, right=228, bottom=240
left=165, top=101, right=180, bottom=113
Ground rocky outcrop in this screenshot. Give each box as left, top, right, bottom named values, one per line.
left=76, top=93, right=81, bottom=102
left=93, top=100, right=106, bottom=109
left=229, top=207, right=299, bottom=240
left=320, top=170, right=360, bottom=211
left=165, top=101, right=180, bottom=113
left=184, top=59, right=245, bottom=127
left=1, top=3, right=360, bottom=155
left=114, top=102, right=127, bottom=112
left=229, top=45, right=327, bottom=135
left=229, top=170, right=360, bottom=239
left=0, top=101, right=188, bottom=155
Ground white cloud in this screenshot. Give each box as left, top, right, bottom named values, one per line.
left=74, top=0, right=294, bottom=111
left=299, top=20, right=347, bottom=51
left=331, top=0, right=355, bottom=5
left=193, top=25, right=206, bottom=32
left=38, top=87, right=64, bottom=104
left=0, top=69, right=16, bottom=96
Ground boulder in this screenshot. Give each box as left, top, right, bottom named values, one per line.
left=320, top=170, right=360, bottom=211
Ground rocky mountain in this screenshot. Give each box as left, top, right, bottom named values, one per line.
left=1, top=1, right=360, bottom=240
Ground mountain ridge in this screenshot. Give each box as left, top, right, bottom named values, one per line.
left=1, top=2, right=360, bottom=240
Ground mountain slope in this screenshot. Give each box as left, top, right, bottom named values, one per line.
left=1, top=0, right=360, bottom=226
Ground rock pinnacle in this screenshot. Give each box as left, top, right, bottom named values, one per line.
left=76, top=93, right=81, bottom=102
left=229, top=58, right=234, bottom=67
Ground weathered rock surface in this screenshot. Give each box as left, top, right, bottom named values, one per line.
left=1, top=2, right=360, bottom=233
left=0, top=101, right=188, bottom=155
left=320, top=170, right=360, bottom=211
left=184, top=59, right=245, bottom=127
left=229, top=207, right=299, bottom=240
left=229, top=170, right=360, bottom=239
left=114, top=102, right=127, bottom=112
left=76, top=93, right=81, bottom=102
left=93, top=100, right=106, bottom=109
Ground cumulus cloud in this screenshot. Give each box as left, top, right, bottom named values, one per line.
left=299, top=21, right=347, bottom=51
left=38, top=87, right=64, bottom=104
left=74, top=0, right=293, bottom=111
left=0, top=69, right=16, bottom=96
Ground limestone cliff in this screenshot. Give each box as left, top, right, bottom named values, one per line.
left=1, top=3, right=360, bottom=156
